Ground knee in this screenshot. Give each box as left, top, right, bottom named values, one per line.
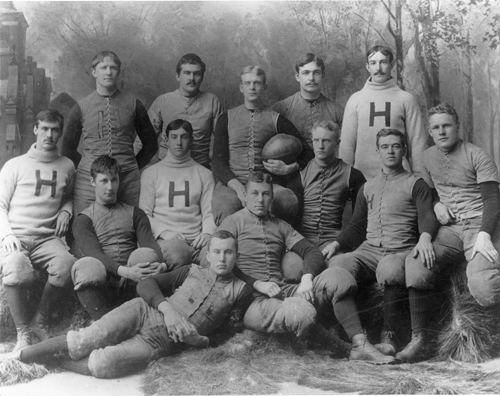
left=47, top=253, right=76, bottom=288
left=212, top=185, right=242, bottom=225
left=1, top=252, right=35, bottom=286
left=376, top=258, right=405, bottom=287
left=88, top=349, right=117, bottom=378
left=281, top=251, right=303, bottom=281
left=71, top=257, right=107, bottom=291
left=128, top=248, right=159, bottom=266
left=282, top=297, right=317, bottom=336
left=467, top=256, right=500, bottom=307
left=159, top=239, right=193, bottom=269
left=271, top=186, right=299, bottom=224
left=317, top=267, right=357, bottom=304
left=404, top=255, right=437, bottom=289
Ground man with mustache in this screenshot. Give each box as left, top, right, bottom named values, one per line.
left=0, top=110, right=76, bottom=351
left=146, top=53, right=223, bottom=169
left=339, top=45, right=428, bottom=180
left=273, top=53, right=343, bottom=149
left=62, top=51, right=158, bottom=216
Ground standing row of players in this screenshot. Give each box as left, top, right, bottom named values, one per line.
left=0, top=46, right=499, bottom=377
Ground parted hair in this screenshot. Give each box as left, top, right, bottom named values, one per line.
left=428, top=103, right=460, bottom=128
left=366, top=45, right=394, bottom=63
left=240, top=65, right=267, bottom=85
left=207, top=230, right=238, bottom=252
left=165, top=119, right=194, bottom=140
left=376, top=128, right=407, bottom=148
left=295, top=53, right=325, bottom=73
left=35, top=109, right=64, bottom=129
left=90, top=155, right=120, bottom=178
left=311, top=120, right=341, bottom=143
left=246, top=171, right=273, bottom=186
left=176, top=53, right=206, bottom=75
left=91, top=51, right=121, bottom=70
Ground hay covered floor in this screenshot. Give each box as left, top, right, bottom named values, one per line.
left=142, top=330, right=500, bottom=395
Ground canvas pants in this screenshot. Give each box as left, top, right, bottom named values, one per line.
left=67, top=298, right=173, bottom=378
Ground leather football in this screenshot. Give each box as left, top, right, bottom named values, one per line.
left=261, top=134, right=302, bottom=164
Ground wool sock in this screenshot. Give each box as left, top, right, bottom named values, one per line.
left=333, top=297, right=363, bottom=339
left=4, top=285, right=30, bottom=328
left=409, top=287, right=435, bottom=333
left=19, top=335, right=68, bottom=363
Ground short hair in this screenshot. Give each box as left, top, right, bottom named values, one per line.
left=91, top=51, right=121, bottom=70
left=165, top=119, right=194, bottom=140
left=90, top=155, right=120, bottom=179
left=311, top=120, right=341, bottom=143
left=246, top=171, right=273, bottom=187
left=295, top=53, right=325, bottom=73
left=428, top=103, right=460, bottom=127
left=35, top=109, right=64, bottom=129
left=376, top=128, right=406, bottom=148
left=207, top=230, right=238, bottom=252
left=240, top=65, right=267, bottom=85
left=176, top=53, right=206, bottom=76
left=366, top=45, right=394, bottom=63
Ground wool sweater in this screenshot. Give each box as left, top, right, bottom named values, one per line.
left=339, top=78, right=428, bottom=180
left=139, top=153, right=216, bottom=242
left=0, top=145, right=75, bottom=240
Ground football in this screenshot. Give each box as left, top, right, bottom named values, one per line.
left=261, top=134, right=302, bottom=164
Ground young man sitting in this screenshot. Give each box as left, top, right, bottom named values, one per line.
left=0, top=110, right=76, bottom=350
left=1, top=231, right=252, bottom=379
left=140, top=119, right=216, bottom=269
left=71, top=155, right=164, bottom=320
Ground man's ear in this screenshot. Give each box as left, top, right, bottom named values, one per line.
left=90, top=177, right=96, bottom=187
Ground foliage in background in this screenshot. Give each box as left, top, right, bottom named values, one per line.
left=17, top=0, right=500, bottom=164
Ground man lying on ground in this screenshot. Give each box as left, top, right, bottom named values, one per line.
left=1, top=231, right=252, bottom=379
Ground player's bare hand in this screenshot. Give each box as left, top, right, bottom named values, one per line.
left=412, top=232, right=435, bottom=269
left=119, top=262, right=156, bottom=282
left=254, top=280, right=282, bottom=298
left=228, top=179, right=246, bottom=206
left=295, top=274, right=315, bottom=304
left=434, top=202, right=455, bottom=225
left=322, top=241, right=340, bottom=260
left=1, top=234, right=21, bottom=253
left=55, top=211, right=71, bottom=237
left=263, top=160, right=297, bottom=176
left=472, top=231, right=499, bottom=263
left=158, top=301, right=198, bottom=343
left=192, top=233, right=210, bottom=250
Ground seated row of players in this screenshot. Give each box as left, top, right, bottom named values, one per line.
left=0, top=46, right=499, bottom=376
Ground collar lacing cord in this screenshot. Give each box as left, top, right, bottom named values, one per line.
left=105, top=97, right=113, bottom=157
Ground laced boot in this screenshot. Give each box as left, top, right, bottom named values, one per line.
left=395, top=332, right=430, bottom=363
left=30, top=312, right=50, bottom=343
left=349, top=333, right=395, bottom=364
left=374, top=330, right=397, bottom=356
left=13, top=327, right=33, bottom=352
